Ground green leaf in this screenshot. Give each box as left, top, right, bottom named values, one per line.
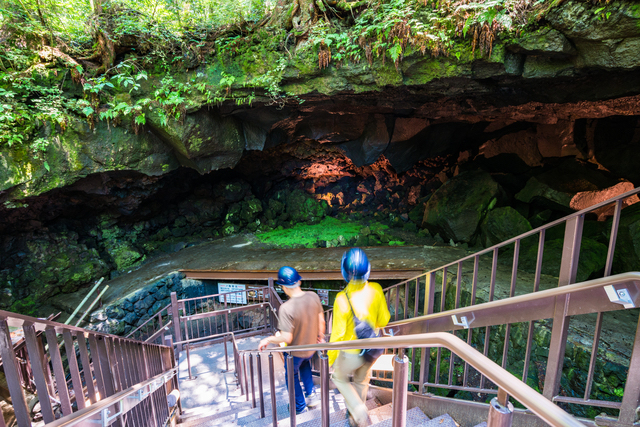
left=81, top=106, right=94, bottom=116
left=463, top=16, right=473, bottom=38
left=44, top=161, right=50, bottom=172
left=76, top=65, right=83, bottom=73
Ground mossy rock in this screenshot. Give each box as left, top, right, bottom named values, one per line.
left=423, top=171, right=503, bottom=243
left=480, top=206, right=532, bottom=248
left=286, top=189, right=329, bottom=224
left=107, top=244, right=144, bottom=271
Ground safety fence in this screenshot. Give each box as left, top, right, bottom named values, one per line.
left=0, top=310, right=177, bottom=427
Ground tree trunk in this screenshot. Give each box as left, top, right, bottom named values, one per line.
left=91, top=0, right=116, bottom=74
left=267, top=0, right=318, bottom=31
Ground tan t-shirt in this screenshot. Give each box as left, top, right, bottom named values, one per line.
left=278, top=291, right=323, bottom=358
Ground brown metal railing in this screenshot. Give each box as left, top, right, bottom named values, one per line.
left=0, top=310, right=177, bottom=427
left=242, top=333, right=584, bottom=427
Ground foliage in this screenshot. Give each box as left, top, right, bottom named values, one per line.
left=0, top=0, right=541, bottom=157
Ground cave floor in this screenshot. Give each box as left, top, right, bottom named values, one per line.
left=49, top=234, right=639, bottom=368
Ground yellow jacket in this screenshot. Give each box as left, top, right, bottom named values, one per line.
left=328, top=280, right=391, bottom=366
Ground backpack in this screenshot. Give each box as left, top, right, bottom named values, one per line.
left=345, top=292, right=384, bottom=363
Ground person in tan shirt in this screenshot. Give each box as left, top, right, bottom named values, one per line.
left=259, top=266, right=325, bottom=414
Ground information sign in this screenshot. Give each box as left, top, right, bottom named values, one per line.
left=317, top=289, right=330, bottom=306
left=218, top=283, right=247, bottom=305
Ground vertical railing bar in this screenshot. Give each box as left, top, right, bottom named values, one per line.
left=605, top=199, right=623, bottom=277
left=410, top=277, right=420, bottom=382
left=23, top=324, right=55, bottom=422
left=435, top=267, right=447, bottom=385
left=76, top=333, right=97, bottom=404
left=617, top=314, right=640, bottom=423
left=404, top=282, right=409, bottom=320
left=250, top=353, right=256, bottom=408
left=257, top=353, right=265, bottom=418
left=45, top=327, right=73, bottom=416
left=124, top=342, right=143, bottom=427
left=419, top=272, right=435, bottom=395
left=63, top=330, right=86, bottom=410
left=0, top=319, right=30, bottom=426
left=463, top=255, right=479, bottom=387
left=113, top=338, right=127, bottom=391
left=480, top=249, right=498, bottom=390
left=287, top=354, right=296, bottom=427
left=584, top=312, right=604, bottom=400
left=501, top=239, right=520, bottom=370
left=96, top=336, right=116, bottom=397
left=522, top=231, right=545, bottom=384
left=244, top=353, right=249, bottom=402
left=455, top=261, right=462, bottom=309
left=394, top=287, right=400, bottom=322
left=88, top=334, right=107, bottom=399
left=269, top=353, right=277, bottom=427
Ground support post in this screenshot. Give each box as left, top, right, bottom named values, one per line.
left=269, top=354, right=278, bottom=427
left=0, top=319, right=30, bottom=427
left=320, top=351, right=330, bottom=427
left=287, top=354, right=297, bottom=427
left=487, top=390, right=514, bottom=427
left=543, top=215, right=584, bottom=400
left=171, top=292, right=183, bottom=353
left=257, top=353, right=265, bottom=418
left=392, top=349, right=408, bottom=427
left=250, top=353, right=256, bottom=409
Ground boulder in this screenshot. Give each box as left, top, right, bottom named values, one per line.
left=146, top=108, right=244, bottom=174
left=240, top=197, right=263, bottom=223
left=480, top=130, right=543, bottom=168
left=107, top=244, right=144, bottom=271
left=480, top=207, right=533, bottom=248
left=570, top=181, right=639, bottom=220
left=509, top=28, right=577, bottom=57
left=516, top=159, right=621, bottom=212
left=286, top=189, right=329, bottom=225
left=423, top=170, right=503, bottom=243
left=338, top=114, right=390, bottom=166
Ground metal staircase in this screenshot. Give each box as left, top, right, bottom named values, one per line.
left=1, top=187, right=640, bottom=426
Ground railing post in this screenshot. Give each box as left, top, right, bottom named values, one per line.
left=0, top=319, right=30, bottom=427
left=392, top=349, right=408, bottom=427
left=186, top=343, right=196, bottom=380
left=268, top=277, right=276, bottom=334
left=244, top=353, right=249, bottom=401
left=171, top=292, right=183, bottom=353
left=224, top=334, right=229, bottom=371
left=287, top=353, right=297, bottom=427
left=487, top=389, right=514, bottom=427
left=611, top=315, right=640, bottom=424
left=269, top=353, right=278, bottom=427
left=320, top=351, right=330, bottom=427
left=250, top=353, right=256, bottom=408
left=418, top=272, right=435, bottom=394
left=257, top=353, right=265, bottom=418
left=543, top=215, right=584, bottom=400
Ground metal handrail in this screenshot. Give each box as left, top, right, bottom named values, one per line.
left=246, top=333, right=583, bottom=427
left=387, top=271, right=640, bottom=328
left=384, top=186, right=640, bottom=289
left=43, top=367, right=177, bottom=427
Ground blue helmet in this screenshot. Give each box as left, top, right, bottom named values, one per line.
left=341, top=248, right=370, bottom=283
left=277, top=266, right=302, bottom=287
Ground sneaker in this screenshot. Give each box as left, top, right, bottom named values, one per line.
left=305, top=392, right=320, bottom=408
left=288, top=404, right=309, bottom=415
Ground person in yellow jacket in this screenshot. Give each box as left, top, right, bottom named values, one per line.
left=329, top=248, right=390, bottom=427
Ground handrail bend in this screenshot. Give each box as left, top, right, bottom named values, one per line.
left=246, top=333, right=583, bottom=427
left=44, top=367, right=178, bottom=427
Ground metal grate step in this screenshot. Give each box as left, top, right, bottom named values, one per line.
left=417, top=414, right=459, bottom=427
left=366, top=407, right=430, bottom=427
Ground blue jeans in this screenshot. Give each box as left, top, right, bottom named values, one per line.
left=284, top=353, right=315, bottom=413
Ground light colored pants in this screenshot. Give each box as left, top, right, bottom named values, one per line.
left=331, top=351, right=373, bottom=426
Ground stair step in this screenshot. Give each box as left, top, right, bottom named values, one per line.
left=368, top=407, right=430, bottom=427
left=329, top=401, right=388, bottom=427
left=473, top=422, right=487, bottom=427
left=418, top=414, right=459, bottom=427
left=179, top=388, right=287, bottom=426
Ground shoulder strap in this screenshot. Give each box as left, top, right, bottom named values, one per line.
left=344, top=292, right=359, bottom=320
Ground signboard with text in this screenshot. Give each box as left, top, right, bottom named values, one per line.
left=218, top=283, right=247, bottom=305
left=318, top=289, right=330, bottom=306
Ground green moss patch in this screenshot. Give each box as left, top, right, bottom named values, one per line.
left=257, top=217, right=395, bottom=248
